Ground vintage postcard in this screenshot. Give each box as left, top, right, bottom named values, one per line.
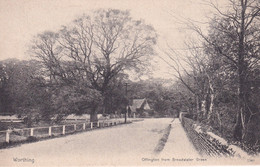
left=0, top=0, right=259, bottom=166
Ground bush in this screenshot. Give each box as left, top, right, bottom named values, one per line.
left=27, top=136, right=38, bottom=142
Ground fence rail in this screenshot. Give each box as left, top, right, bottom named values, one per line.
left=0, top=118, right=141, bottom=148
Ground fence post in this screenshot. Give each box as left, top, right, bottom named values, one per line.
left=97, top=121, right=99, bottom=128
left=74, top=124, right=76, bottom=131
left=83, top=123, right=86, bottom=130
left=30, top=128, right=34, bottom=136
left=6, top=130, right=10, bottom=143
left=49, top=127, right=52, bottom=136
left=91, top=122, right=93, bottom=129
left=62, top=125, right=65, bottom=135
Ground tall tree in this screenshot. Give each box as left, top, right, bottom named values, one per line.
left=202, top=0, right=260, bottom=141
left=29, top=9, right=157, bottom=121
left=165, top=0, right=260, bottom=143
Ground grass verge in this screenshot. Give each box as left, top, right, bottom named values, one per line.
left=154, top=123, right=172, bottom=154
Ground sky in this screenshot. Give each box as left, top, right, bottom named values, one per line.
left=0, top=0, right=219, bottom=79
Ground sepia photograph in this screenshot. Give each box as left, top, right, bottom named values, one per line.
left=0, top=0, right=259, bottom=166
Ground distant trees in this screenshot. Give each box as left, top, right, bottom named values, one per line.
left=127, top=79, right=178, bottom=117
left=0, top=59, right=51, bottom=126
left=29, top=9, right=157, bottom=121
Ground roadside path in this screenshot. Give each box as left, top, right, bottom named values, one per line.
left=161, top=118, right=200, bottom=158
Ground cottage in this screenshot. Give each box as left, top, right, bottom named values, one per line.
left=129, top=98, right=151, bottom=118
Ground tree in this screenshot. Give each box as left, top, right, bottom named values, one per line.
left=202, top=0, right=260, bottom=141
left=165, top=0, right=260, bottom=144
left=49, top=84, right=102, bottom=122
left=161, top=43, right=211, bottom=120
left=29, top=9, right=157, bottom=121
left=0, top=59, right=16, bottom=114
left=0, top=59, right=51, bottom=126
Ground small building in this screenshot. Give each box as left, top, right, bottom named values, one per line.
left=129, top=98, right=151, bottom=118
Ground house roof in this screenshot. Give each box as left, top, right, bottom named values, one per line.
left=130, top=98, right=150, bottom=113
left=133, top=99, right=146, bottom=109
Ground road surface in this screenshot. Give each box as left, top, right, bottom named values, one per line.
left=0, top=118, right=175, bottom=166
left=1, top=118, right=256, bottom=166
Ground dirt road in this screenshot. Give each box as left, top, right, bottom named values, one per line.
left=0, top=118, right=173, bottom=166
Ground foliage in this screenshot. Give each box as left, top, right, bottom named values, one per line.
left=29, top=9, right=157, bottom=117
left=0, top=59, right=51, bottom=126
left=165, top=0, right=260, bottom=153
left=127, top=78, right=179, bottom=117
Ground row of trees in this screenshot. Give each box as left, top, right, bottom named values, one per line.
left=0, top=58, right=183, bottom=125
left=165, top=0, right=260, bottom=150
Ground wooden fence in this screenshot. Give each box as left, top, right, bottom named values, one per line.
left=0, top=119, right=135, bottom=147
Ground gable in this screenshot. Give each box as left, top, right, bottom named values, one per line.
left=143, top=102, right=151, bottom=110
left=132, top=99, right=145, bottom=109
left=130, top=98, right=151, bottom=112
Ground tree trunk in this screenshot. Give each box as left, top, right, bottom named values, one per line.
left=207, top=94, right=214, bottom=120
left=102, top=91, right=111, bottom=115
left=90, top=111, right=98, bottom=122
left=207, top=81, right=215, bottom=122
left=216, top=110, right=223, bottom=134
left=234, top=0, right=248, bottom=141
left=195, top=96, right=199, bottom=120
left=102, top=95, right=107, bottom=114
left=194, top=95, right=201, bottom=120
left=201, top=99, right=206, bottom=114
left=234, top=110, right=243, bottom=141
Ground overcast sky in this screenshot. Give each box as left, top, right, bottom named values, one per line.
left=0, top=0, right=222, bottom=79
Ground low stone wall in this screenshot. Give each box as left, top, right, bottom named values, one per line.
left=180, top=116, right=246, bottom=157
